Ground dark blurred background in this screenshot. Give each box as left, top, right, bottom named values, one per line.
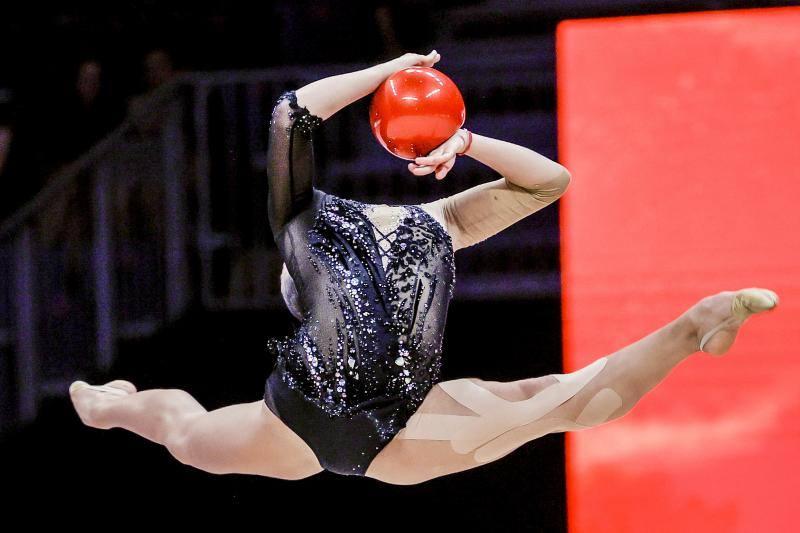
left=0, top=0, right=795, bottom=527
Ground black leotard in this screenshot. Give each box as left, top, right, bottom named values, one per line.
left=263, top=89, right=456, bottom=476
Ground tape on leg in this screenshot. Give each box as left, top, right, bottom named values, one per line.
left=398, top=357, right=610, bottom=456
left=575, top=388, right=623, bottom=426
left=397, top=380, right=535, bottom=443
left=438, top=378, right=511, bottom=413
left=473, top=417, right=585, bottom=463
left=448, top=357, right=609, bottom=453
left=398, top=378, right=507, bottom=441
left=399, top=413, right=482, bottom=440
left=473, top=387, right=623, bottom=463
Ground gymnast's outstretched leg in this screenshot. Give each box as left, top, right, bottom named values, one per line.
left=68, top=381, right=324, bottom=480
left=364, top=288, right=779, bottom=485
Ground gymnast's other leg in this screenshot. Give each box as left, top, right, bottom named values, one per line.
left=69, top=381, right=324, bottom=480
left=364, top=288, right=778, bottom=485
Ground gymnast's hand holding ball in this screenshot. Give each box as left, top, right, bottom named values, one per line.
left=369, top=49, right=471, bottom=180
left=409, top=129, right=471, bottom=180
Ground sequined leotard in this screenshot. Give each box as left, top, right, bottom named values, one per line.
left=263, top=90, right=456, bottom=476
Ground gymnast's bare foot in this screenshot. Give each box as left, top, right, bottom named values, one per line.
left=69, top=379, right=137, bottom=429
left=690, top=288, right=779, bottom=356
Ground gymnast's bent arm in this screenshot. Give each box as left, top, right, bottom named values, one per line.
left=417, top=130, right=571, bottom=252
left=267, top=50, right=442, bottom=236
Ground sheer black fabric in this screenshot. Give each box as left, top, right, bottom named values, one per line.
left=266, top=89, right=323, bottom=236
left=264, top=89, right=456, bottom=476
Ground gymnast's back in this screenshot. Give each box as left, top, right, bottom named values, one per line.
left=262, top=89, right=456, bottom=475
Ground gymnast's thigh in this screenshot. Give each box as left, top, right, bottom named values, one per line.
left=181, top=400, right=325, bottom=480
left=363, top=376, right=557, bottom=485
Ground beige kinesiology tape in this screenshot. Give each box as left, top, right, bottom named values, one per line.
left=398, top=357, right=623, bottom=463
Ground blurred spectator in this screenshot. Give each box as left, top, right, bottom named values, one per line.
left=127, top=47, right=181, bottom=135
left=120, top=46, right=182, bottom=262
left=55, top=58, right=126, bottom=163
left=144, top=48, right=176, bottom=89
left=0, top=58, right=125, bottom=222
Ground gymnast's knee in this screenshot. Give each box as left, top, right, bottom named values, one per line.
left=558, top=386, right=630, bottom=429
left=544, top=360, right=629, bottom=429
left=162, top=413, right=217, bottom=471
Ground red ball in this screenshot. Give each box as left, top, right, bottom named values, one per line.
left=369, top=67, right=466, bottom=160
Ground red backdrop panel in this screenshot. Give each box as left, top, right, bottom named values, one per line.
left=557, top=7, right=800, bottom=533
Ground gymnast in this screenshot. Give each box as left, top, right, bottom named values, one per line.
left=69, top=50, right=779, bottom=485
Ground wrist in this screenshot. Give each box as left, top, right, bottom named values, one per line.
left=456, top=131, right=467, bottom=153
left=456, top=128, right=473, bottom=156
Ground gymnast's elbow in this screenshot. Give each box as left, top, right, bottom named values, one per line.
left=537, top=167, right=571, bottom=200
left=554, top=167, right=572, bottom=192
left=270, top=96, right=294, bottom=129
left=521, top=169, right=572, bottom=204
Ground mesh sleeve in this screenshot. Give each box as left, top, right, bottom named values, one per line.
left=418, top=172, right=570, bottom=252
left=267, top=89, right=324, bottom=236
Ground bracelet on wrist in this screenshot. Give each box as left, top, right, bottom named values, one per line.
left=456, top=128, right=473, bottom=156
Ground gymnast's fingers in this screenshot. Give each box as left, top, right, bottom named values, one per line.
left=434, top=158, right=456, bottom=180
left=408, top=162, right=435, bottom=176
left=415, top=151, right=455, bottom=167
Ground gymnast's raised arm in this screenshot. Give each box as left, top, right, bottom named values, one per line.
left=416, top=129, right=572, bottom=252
left=266, top=50, right=442, bottom=236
